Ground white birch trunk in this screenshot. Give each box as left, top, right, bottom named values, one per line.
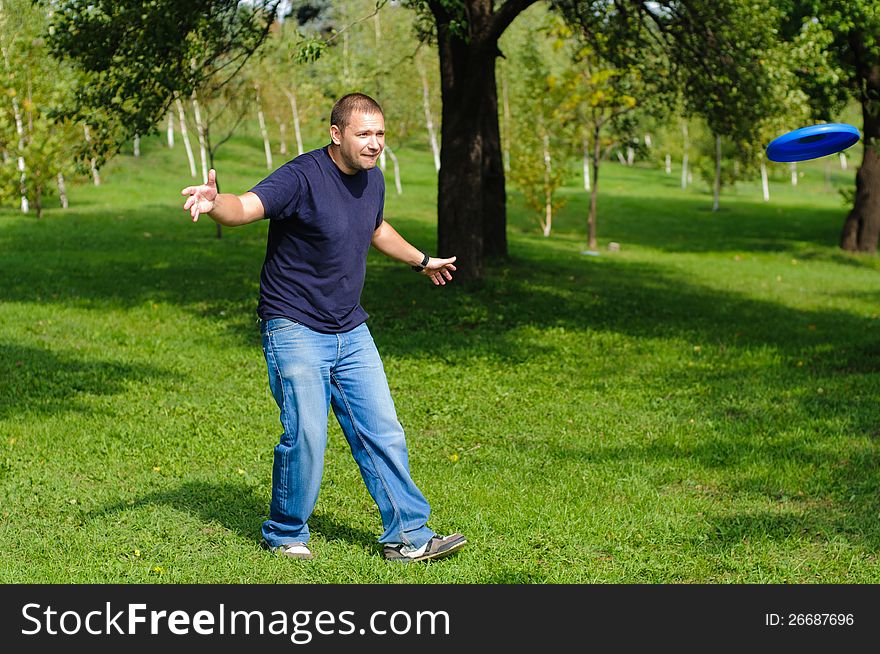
left=626, top=145, right=635, bottom=166
left=616, top=150, right=627, bottom=165
left=542, top=133, right=552, bottom=237
left=418, top=64, right=441, bottom=172
left=790, top=162, right=798, bottom=186
left=83, top=124, right=101, bottom=186
left=760, top=161, right=770, bottom=202
left=166, top=111, right=175, bottom=148
left=175, top=95, right=197, bottom=178
left=13, top=96, right=28, bottom=210
left=133, top=134, right=140, bottom=157
left=384, top=145, right=402, bottom=195
left=839, top=152, right=847, bottom=170
left=644, top=134, right=652, bottom=148
left=191, top=92, right=209, bottom=182
left=2, top=44, right=29, bottom=211
left=665, top=153, right=671, bottom=174
left=279, top=123, right=287, bottom=156
left=583, top=139, right=591, bottom=191
left=57, top=172, right=68, bottom=209
left=255, top=86, right=273, bottom=170
left=284, top=90, right=304, bottom=155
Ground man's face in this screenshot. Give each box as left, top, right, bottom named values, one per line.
left=330, top=111, right=385, bottom=174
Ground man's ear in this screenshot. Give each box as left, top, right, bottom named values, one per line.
left=330, top=125, right=342, bottom=145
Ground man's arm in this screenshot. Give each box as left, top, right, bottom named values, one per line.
left=181, top=169, right=265, bottom=226
left=371, top=220, right=457, bottom=286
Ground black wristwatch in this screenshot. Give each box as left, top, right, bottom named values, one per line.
left=411, top=252, right=430, bottom=272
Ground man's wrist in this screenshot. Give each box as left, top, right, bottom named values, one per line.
left=411, top=252, right=430, bottom=272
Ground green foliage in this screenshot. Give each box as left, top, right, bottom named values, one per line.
left=43, top=0, right=283, bottom=153
left=785, top=0, right=880, bottom=109
left=0, top=0, right=82, bottom=214
left=553, top=0, right=797, bottom=146
left=402, top=0, right=470, bottom=44
left=504, top=10, right=572, bottom=232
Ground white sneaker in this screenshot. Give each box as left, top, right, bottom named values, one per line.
left=384, top=533, right=467, bottom=562
left=261, top=538, right=313, bottom=560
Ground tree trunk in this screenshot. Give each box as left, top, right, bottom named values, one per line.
left=840, top=42, right=880, bottom=253
left=384, top=144, right=403, bottom=195
left=480, top=57, right=507, bottom=261
left=175, top=95, right=197, bottom=178
left=840, top=98, right=880, bottom=252
left=418, top=62, right=442, bottom=172
left=255, top=85, right=273, bottom=170
left=208, top=148, right=222, bottom=240
left=432, top=0, right=530, bottom=279
left=790, top=162, right=798, bottom=186
left=191, top=92, right=209, bottom=182
left=167, top=111, right=175, bottom=148
left=583, top=138, right=591, bottom=191
left=6, top=64, right=29, bottom=211
left=57, top=172, right=68, bottom=209
left=285, top=90, right=304, bottom=156
left=83, top=124, right=101, bottom=186
left=760, top=161, right=769, bottom=202
left=541, top=132, right=552, bottom=237
left=133, top=134, right=140, bottom=157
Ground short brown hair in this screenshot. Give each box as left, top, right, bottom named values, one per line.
left=330, top=93, right=384, bottom=131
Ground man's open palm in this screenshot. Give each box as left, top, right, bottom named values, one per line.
left=181, top=169, right=218, bottom=222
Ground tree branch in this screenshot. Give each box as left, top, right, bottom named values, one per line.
left=488, top=0, right=540, bottom=43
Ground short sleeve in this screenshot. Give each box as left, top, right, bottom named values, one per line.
left=374, top=171, right=385, bottom=229
left=249, top=163, right=304, bottom=221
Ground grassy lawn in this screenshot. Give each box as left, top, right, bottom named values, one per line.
left=1, top=130, right=878, bottom=584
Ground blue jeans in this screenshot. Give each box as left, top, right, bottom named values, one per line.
left=259, top=317, right=435, bottom=549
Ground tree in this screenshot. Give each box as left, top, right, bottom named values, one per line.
left=44, top=0, right=283, bottom=158
left=781, top=1, right=880, bottom=252
left=554, top=0, right=795, bottom=213
left=407, top=0, right=539, bottom=280
left=504, top=9, right=572, bottom=237
left=0, top=0, right=81, bottom=216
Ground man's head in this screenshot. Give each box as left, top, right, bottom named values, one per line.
left=328, top=93, right=385, bottom=174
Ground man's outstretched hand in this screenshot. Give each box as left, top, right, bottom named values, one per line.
left=421, top=256, right=457, bottom=286
left=181, top=169, right=218, bottom=222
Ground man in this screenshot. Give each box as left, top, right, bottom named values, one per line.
left=180, top=93, right=466, bottom=562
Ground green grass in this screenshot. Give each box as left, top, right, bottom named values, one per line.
left=1, top=129, right=878, bottom=583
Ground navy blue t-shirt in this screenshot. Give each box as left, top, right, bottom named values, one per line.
left=249, top=146, right=384, bottom=333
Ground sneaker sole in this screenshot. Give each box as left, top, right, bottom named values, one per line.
left=389, top=538, right=468, bottom=563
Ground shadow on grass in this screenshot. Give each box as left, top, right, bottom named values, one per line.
left=5, top=203, right=879, bottom=555
left=90, top=481, right=379, bottom=551
left=0, top=342, right=169, bottom=418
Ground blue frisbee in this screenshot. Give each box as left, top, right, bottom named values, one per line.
left=766, top=123, right=860, bottom=162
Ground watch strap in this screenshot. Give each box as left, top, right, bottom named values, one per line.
left=411, top=252, right=430, bottom=272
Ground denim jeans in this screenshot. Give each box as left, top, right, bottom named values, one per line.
left=259, top=317, right=435, bottom=549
